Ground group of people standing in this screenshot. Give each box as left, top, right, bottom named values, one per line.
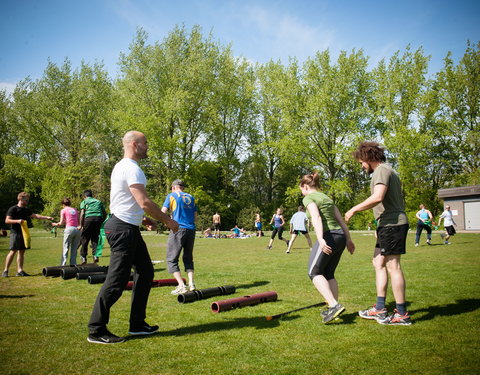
left=3, top=132, right=463, bottom=344
left=415, top=203, right=457, bottom=246
left=2, top=190, right=106, bottom=277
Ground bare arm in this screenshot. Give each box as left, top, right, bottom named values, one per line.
left=345, top=183, right=387, bottom=223
left=306, top=202, right=332, bottom=254
left=31, top=213, right=54, bottom=221
left=334, top=206, right=355, bottom=254
left=52, top=211, right=66, bottom=227
left=79, top=209, right=85, bottom=228
left=129, top=184, right=178, bottom=232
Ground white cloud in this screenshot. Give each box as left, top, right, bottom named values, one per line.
left=241, top=4, right=335, bottom=62
left=0, top=82, right=16, bottom=97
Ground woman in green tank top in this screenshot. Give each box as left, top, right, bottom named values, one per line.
left=300, top=172, right=355, bottom=323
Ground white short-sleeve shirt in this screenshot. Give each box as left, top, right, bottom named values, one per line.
left=290, top=211, right=308, bottom=231
left=110, top=158, right=146, bottom=226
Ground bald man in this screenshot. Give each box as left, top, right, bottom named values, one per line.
left=88, top=131, right=179, bottom=344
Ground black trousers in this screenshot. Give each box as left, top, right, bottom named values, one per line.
left=88, top=215, right=154, bottom=333
left=80, top=216, right=103, bottom=258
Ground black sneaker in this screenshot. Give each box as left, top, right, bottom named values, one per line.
left=129, top=323, right=159, bottom=336
left=323, top=303, right=345, bottom=323
left=16, top=271, right=30, bottom=276
left=2, top=270, right=8, bottom=277
left=87, top=329, right=125, bottom=344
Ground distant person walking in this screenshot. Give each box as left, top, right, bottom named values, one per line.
left=286, top=206, right=313, bottom=253
left=267, top=208, right=289, bottom=249
left=415, top=204, right=433, bottom=246
left=52, top=198, right=81, bottom=266
left=438, top=205, right=457, bottom=245
left=2, top=192, right=53, bottom=277
left=79, top=190, right=106, bottom=264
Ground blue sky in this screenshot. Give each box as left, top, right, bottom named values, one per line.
left=1, top=0, right=479, bottom=94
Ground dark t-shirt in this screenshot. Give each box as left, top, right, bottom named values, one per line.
left=6, top=205, right=32, bottom=234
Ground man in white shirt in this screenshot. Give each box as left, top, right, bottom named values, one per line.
left=286, top=206, right=313, bottom=254
left=438, top=205, right=457, bottom=245
left=87, top=131, right=178, bottom=345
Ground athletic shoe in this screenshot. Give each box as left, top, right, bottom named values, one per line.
left=320, top=309, right=329, bottom=318
left=171, top=285, right=188, bottom=295
left=444, top=241, right=451, bottom=245
left=2, top=271, right=8, bottom=277
left=16, top=271, right=30, bottom=277
left=358, top=305, right=388, bottom=322
left=93, top=256, right=99, bottom=263
left=285, top=250, right=290, bottom=254
left=81, top=257, right=87, bottom=265
left=129, top=323, right=159, bottom=335
left=323, top=303, right=345, bottom=323
left=189, top=284, right=196, bottom=291
left=414, top=243, right=419, bottom=247
left=380, top=309, right=412, bottom=326
left=266, top=246, right=272, bottom=250
left=426, top=239, right=431, bottom=245
left=87, top=329, right=125, bottom=344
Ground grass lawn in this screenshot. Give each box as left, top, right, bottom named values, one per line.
left=0, top=229, right=479, bottom=375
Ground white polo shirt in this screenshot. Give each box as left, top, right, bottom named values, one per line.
left=110, top=158, right=146, bottom=226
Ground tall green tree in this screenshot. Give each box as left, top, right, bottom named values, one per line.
left=11, top=58, right=117, bottom=213
left=299, top=49, right=374, bottom=205
left=435, top=41, right=480, bottom=184
left=373, top=47, right=432, bottom=212
left=116, top=25, right=224, bottom=197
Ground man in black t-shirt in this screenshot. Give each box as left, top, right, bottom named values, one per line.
left=2, top=192, right=53, bottom=277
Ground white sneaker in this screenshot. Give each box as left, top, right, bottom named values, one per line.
left=189, top=284, right=196, bottom=291
left=171, top=285, right=187, bottom=295
left=414, top=243, right=419, bottom=247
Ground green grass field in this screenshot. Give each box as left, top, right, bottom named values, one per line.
left=1, top=229, right=479, bottom=375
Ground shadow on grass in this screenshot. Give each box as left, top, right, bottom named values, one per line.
left=236, top=280, right=270, bottom=290
left=409, top=298, right=480, bottom=322
left=126, top=314, right=283, bottom=341
left=0, top=294, right=35, bottom=298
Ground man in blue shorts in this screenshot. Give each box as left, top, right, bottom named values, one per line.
left=345, top=141, right=411, bottom=325
left=162, top=179, right=197, bottom=295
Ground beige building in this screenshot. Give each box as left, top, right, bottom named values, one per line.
left=437, top=185, right=480, bottom=230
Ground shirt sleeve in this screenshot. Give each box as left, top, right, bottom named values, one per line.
left=163, top=193, right=171, bottom=209
left=125, top=164, right=146, bottom=187
left=372, top=165, right=391, bottom=187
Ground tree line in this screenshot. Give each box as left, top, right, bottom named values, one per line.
left=1, top=25, right=479, bottom=231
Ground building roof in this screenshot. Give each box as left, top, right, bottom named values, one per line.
left=438, top=185, right=480, bottom=199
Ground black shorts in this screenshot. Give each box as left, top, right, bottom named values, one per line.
left=213, top=223, right=221, bottom=231
left=375, top=224, right=409, bottom=256
left=10, top=230, right=27, bottom=250
left=445, top=226, right=456, bottom=236
left=293, top=230, right=308, bottom=235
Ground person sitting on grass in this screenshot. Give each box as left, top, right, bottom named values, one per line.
left=229, top=225, right=241, bottom=238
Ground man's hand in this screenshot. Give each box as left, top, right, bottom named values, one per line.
left=344, top=209, right=355, bottom=223
left=346, top=239, right=355, bottom=254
